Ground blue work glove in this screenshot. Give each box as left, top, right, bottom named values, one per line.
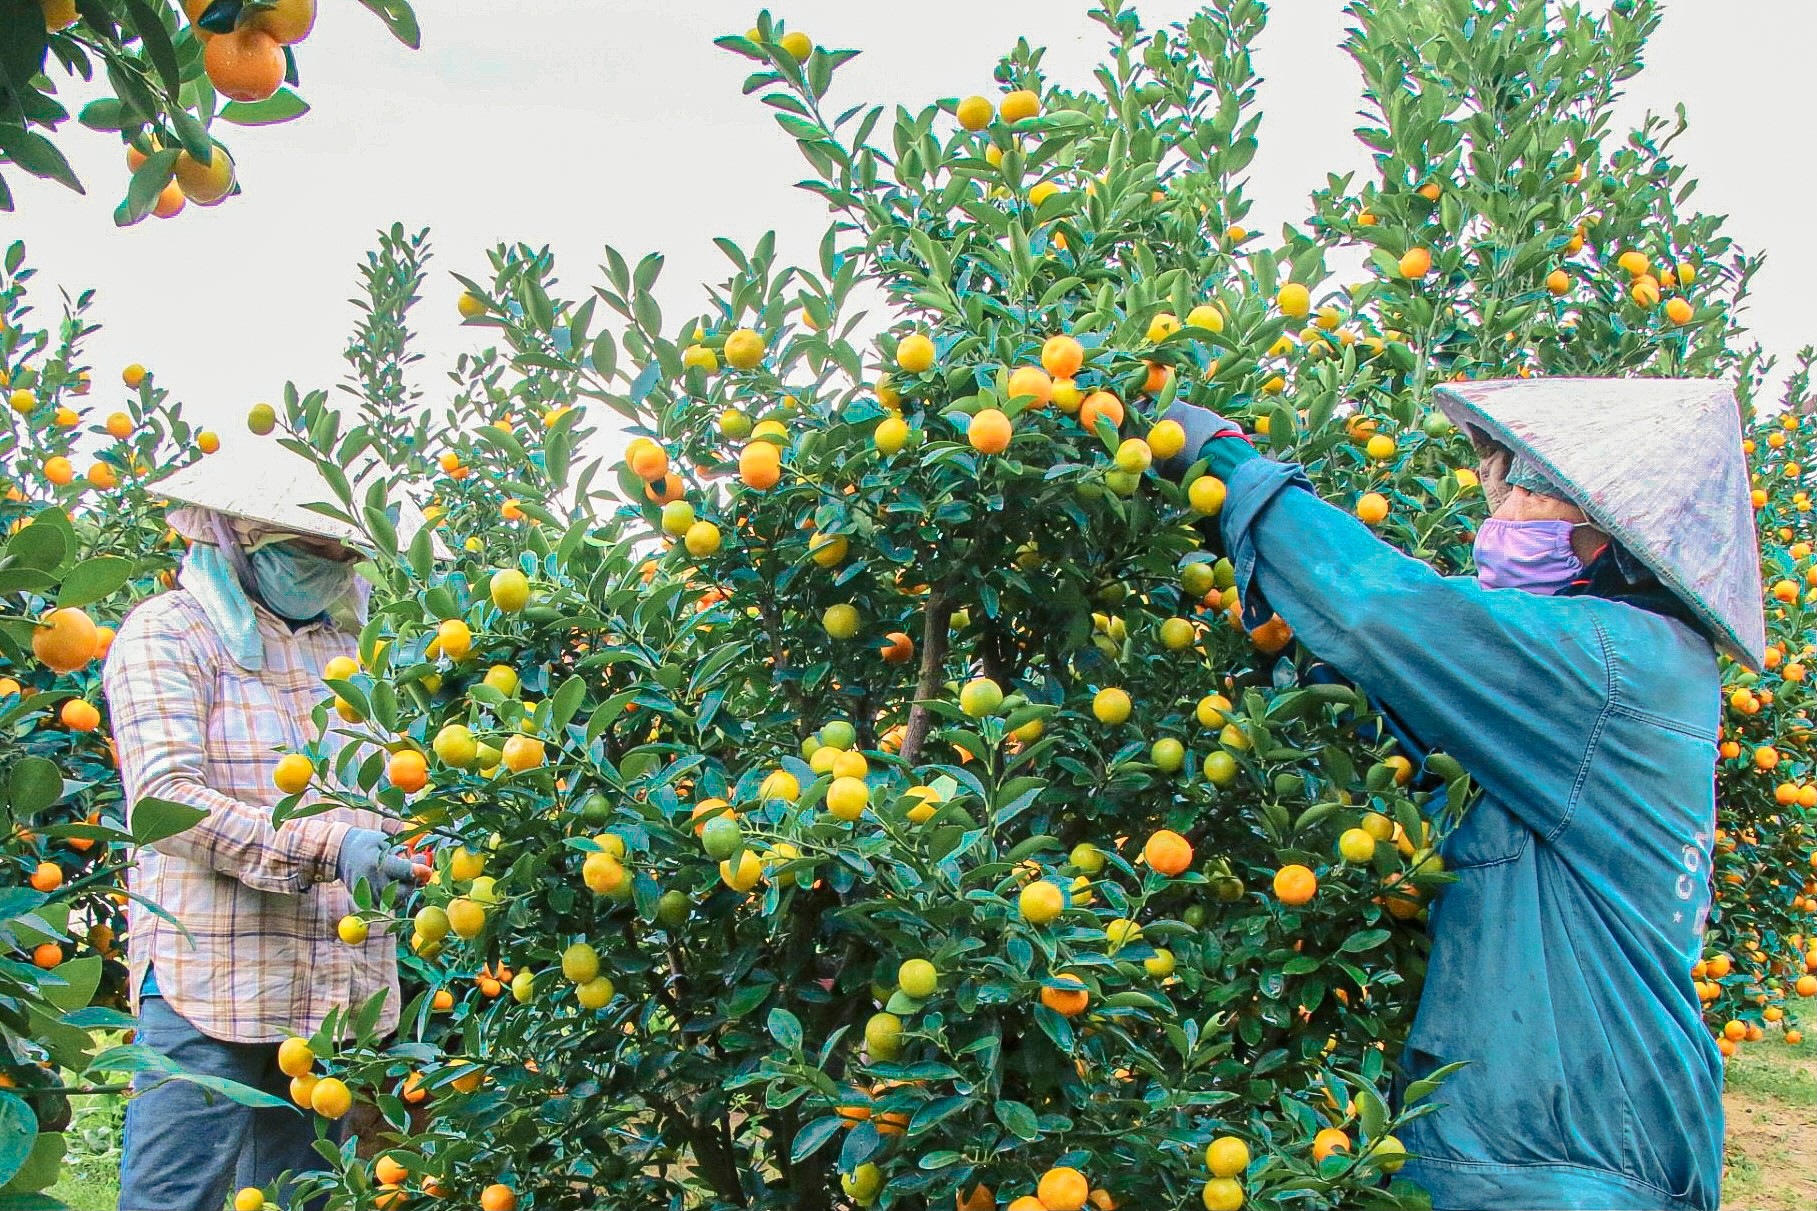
left=335, top=828, right=422, bottom=897
left=1159, top=401, right=1260, bottom=482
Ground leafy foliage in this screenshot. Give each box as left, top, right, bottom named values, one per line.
left=226, top=4, right=1808, bottom=1210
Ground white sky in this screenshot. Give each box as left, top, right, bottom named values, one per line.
left=11, top=0, right=1815, bottom=460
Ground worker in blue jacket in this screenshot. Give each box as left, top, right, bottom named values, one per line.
left=1166, top=378, right=1765, bottom=1211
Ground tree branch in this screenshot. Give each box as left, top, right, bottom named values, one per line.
left=646, top=1089, right=746, bottom=1205
left=897, top=591, right=955, bottom=766
left=756, top=586, right=811, bottom=730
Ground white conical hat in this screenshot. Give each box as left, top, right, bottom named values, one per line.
left=1434, top=377, right=1765, bottom=669
left=151, top=438, right=442, bottom=557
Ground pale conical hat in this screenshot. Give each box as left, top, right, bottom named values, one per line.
left=1434, top=377, right=1765, bottom=669
left=151, top=439, right=442, bottom=557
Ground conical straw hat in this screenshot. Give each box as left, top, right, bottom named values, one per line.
left=150, top=439, right=441, bottom=557
left=1434, top=377, right=1765, bottom=669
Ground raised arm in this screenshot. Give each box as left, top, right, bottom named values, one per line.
left=102, top=608, right=350, bottom=894
left=1173, top=409, right=1609, bottom=832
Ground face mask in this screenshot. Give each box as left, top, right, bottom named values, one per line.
left=1472, top=518, right=1586, bottom=595
left=249, top=542, right=355, bottom=621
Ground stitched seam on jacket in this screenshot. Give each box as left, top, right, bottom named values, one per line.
left=1445, top=831, right=1529, bottom=870
left=1548, top=615, right=1614, bottom=844
left=1406, top=1155, right=1697, bottom=1207
left=1606, top=702, right=1716, bottom=742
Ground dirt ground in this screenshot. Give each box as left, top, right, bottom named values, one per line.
left=1720, top=1034, right=1817, bottom=1211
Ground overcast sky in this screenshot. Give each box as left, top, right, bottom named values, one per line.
left=11, top=1, right=1814, bottom=459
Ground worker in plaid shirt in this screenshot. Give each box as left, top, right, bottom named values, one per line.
left=104, top=444, right=431, bottom=1211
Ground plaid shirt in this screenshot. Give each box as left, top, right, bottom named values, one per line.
left=104, top=590, right=400, bottom=1043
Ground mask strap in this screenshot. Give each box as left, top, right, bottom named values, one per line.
left=209, top=513, right=268, bottom=612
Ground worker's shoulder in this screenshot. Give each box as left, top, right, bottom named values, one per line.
left=1530, top=593, right=1719, bottom=735
left=1569, top=592, right=1717, bottom=664
left=113, top=590, right=210, bottom=643
left=1441, top=576, right=1608, bottom=663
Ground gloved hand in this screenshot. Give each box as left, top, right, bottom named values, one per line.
left=335, top=828, right=426, bottom=898
left=1158, top=401, right=1258, bottom=481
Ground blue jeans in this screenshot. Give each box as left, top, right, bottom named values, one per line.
left=117, top=996, right=329, bottom=1211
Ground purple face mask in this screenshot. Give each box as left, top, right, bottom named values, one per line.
left=1472, top=518, right=1585, bottom=594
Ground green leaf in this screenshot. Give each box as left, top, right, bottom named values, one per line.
left=0, top=1129, right=65, bottom=1195
left=1033, top=1002, right=1074, bottom=1052
left=6, top=758, right=63, bottom=816
left=790, top=1115, right=844, bottom=1163
left=589, top=331, right=617, bottom=379
left=0, top=9, right=49, bottom=91
left=24, top=1006, right=92, bottom=1072
left=56, top=555, right=133, bottom=607
left=61, top=1006, right=137, bottom=1031
left=352, top=987, right=389, bottom=1043
left=992, top=1098, right=1039, bottom=1141
left=171, top=108, right=214, bottom=163
left=767, top=1007, right=803, bottom=1051
left=726, top=981, right=771, bottom=1017
left=407, top=524, right=435, bottom=582
left=41, top=956, right=99, bottom=1013
left=1404, top=1061, right=1468, bottom=1105
left=79, top=99, right=127, bottom=132
left=908, top=1095, right=968, bottom=1136
left=363, top=504, right=399, bottom=556
left=122, top=0, right=182, bottom=96
left=357, top=0, right=422, bottom=48
left=119, top=148, right=180, bottom=226
left=1339, top=928, right=1391, bottom=953
left=5, top=900, right=65, bottom=948
left=0, top=1096, right=34, bottom=1189
left=164, top=1070, right=291, bottom=1109
left=87, top=1043, right=177, bottom=1077
left=583, top=690, right=640, bottom=742
left=1101, top=990, right=1165, bottom=1010
left=838, top=1120, right=881, bottom=1172
left=0, top=125, right=81, bottom=194
left=6, top=516, right=68, bottom=572
left=219, top=90, right=311, bottom=127
left=0, top=568, right=55, bottom=596
left=326, top=676, right=370, bottom=725
left=423, top=586, right=459, bottom=621
left=1356, top=1085, right=1388, bottom=1140
left=549, top=676, right=586, bottom=733
left=130, top=796, right=207, bottom=846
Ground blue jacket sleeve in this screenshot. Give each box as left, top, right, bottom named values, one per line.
left=1217, top=455, right=1611, bottom=840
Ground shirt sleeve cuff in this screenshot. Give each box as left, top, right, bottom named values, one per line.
left=288, top=818, right=353, bottom=888
left=1201, top=434, right=1262, bottom=482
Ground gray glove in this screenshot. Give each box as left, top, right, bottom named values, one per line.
left=336, top=828, right=422, bottom=897
left=1158, top=402, right=1252, bottom=480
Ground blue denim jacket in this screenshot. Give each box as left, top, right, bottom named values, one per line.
left=1220, top=455, right=1724, bottom=1211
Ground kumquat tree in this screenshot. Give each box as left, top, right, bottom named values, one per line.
left=0, top=0, right=1811, bottom=1208
left=1703, top=351, right=1817, bottom=1056
left=188, top=3, right=1810, bottom=1210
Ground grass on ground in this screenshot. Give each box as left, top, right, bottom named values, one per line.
left=46, top=1165, right=118, bottom=1211
left=1720, top=1032, right=1816, bottom=1211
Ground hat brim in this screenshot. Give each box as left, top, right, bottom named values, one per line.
left=1435, top=377, right=1766, bottom=669
left=151, top=441, right=450, bottom=561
